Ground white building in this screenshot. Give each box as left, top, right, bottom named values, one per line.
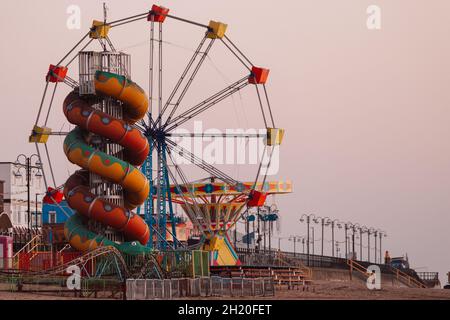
left=0, top=162, right=45, bottom=229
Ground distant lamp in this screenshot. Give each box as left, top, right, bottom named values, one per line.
left=13, top=170, right=22, bottom=178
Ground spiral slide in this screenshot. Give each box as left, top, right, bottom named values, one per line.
left=63, top=71, right=151, bottom=255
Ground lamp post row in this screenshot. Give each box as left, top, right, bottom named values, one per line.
left=297, top=214, right=387, bottom=265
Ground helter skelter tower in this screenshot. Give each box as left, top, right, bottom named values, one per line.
left=30, top=5, right=287, bottom=263
left=77, top=45, right=132, bottom=243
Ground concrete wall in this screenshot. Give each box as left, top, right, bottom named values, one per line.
left=311, top=267, right=408, bottom=287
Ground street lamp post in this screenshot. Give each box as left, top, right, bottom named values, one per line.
left=360, top=226, right=368, bottom=262
left=288, top=235, right=303, bottom=257
left=344, top=222, right=352, bottom=259
left=256, top=208, right=261, bottom=252
left=351, top=223, right=360, bottom=260
left=246, top=212, right=250, bottom=251
left=330, top=220, right=341, bottom=257
left=263, top=215, right=266, bottom=253
left=35, top=192, right=45, bottom=229
left=346, top=236, right=350, bottom=258
left=300, top=214, right=315, bottom=266
left=267, top=205, right=278, bottom=254
left=14, top=154, right=42, bottom=238
left=378, top=230, right=387, bottom=264
left=293, top=236, right=297, bottom=256
left=311, top=227, right=315, bottom=255
left=374, top=230, right=378, bottom=264
left=317, top=217, right=330, bottom=257
left=367, top=228, right=374, bottom=262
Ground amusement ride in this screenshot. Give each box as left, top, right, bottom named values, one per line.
left=30, top=4, right=289, bottom=268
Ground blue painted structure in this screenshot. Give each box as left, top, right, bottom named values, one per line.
left=42, top=200, right=74, bottom=224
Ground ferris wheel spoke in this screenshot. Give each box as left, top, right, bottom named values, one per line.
left=166, top=140, right=234, bottom=184
left=108, top=12, right=149, bottom=27
left=104, top=36, right=116, bottom=52
left=165, top=76, right=250, bottom=131
left=55, top=32, right=90, bottom=66
left=165, top=148, right=213, bottom=235
left=164, top=153, right=200, bottom=225
left=165, top=139, right=238, bottom=185
left=263, top=84, right=276, bottom=128
left=161, top=36, right=216, bottom=127
left=255, top=84, right=268, bottom=128
left=223, top=35, right=254, bottom=68
left=219, top=38, right=252, bottom=72
left=155, top=35, right=208, bottom=123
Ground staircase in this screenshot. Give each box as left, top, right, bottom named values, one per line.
left=271, top=267, right=312, bottom=289
left=389, top=266, right=427, bottom=288
left=275, top=251, right=313, bottom=279
left=210, top=265, right=312, bottom=289
left=347, top=259, right=372, bottom=280
left=12, top=234, right=42, bottom=269
left=347, top=259, right=427, bottom=289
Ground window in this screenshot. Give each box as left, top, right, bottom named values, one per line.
left=49, top=211, right=57, bottom=224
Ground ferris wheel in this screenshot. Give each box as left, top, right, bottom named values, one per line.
left=30, top=4, right=287, bottom=266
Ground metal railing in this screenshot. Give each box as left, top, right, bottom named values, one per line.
left=235, top=247, right=392, bottom=272
left=12, top=234, right=42, bottom=268
left=390, top=266, right=427, bottom=288
left=126, top=276, right=275, bottom=299
left=417, top=272, right=439, bottom=281
left=236, top=247, right=350, bottom=269
left=347, top=259, right=371, bottom=280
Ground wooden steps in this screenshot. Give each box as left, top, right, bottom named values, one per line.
left=210, top=265, right=312, bottom=290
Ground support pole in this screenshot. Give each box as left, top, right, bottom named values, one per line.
left=331, top=223, right=335, bottom=257
left=27, top=157, right=31, bottom=238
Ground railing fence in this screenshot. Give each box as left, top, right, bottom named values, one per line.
left=126, top=276, right=274, bottom=300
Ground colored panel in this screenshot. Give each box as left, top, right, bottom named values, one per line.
left=43, top=187, right=64, bottom=204
left=247, top=190, right=267, bottom=207
left=29, top=125, right=51, bottom=143
left=89, top=20, right=111, bottom=39
left=207, top=20, right=227, bottom=39
left=249, top=66, right=270, bottom=84
left=47, top=65, right=68, bottom=83
left=266, top=128, right=285, bottom=146
left=171, top=180, right=293, bottom=197
left=202, top=234, right=240, bottom=266
left=148, top=5, right=169, bottom=23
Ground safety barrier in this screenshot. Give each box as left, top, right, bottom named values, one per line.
left=1, top=251, right=83, bottom=272
left=126, top=276, right=274, bottom=300
left=236, top=248, right=393, bottom=272
left=390, top=266, right=427, bottom=288
left=347, top=259, right=371, bottom=280
left=0, top=272, right=124, bottom=299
